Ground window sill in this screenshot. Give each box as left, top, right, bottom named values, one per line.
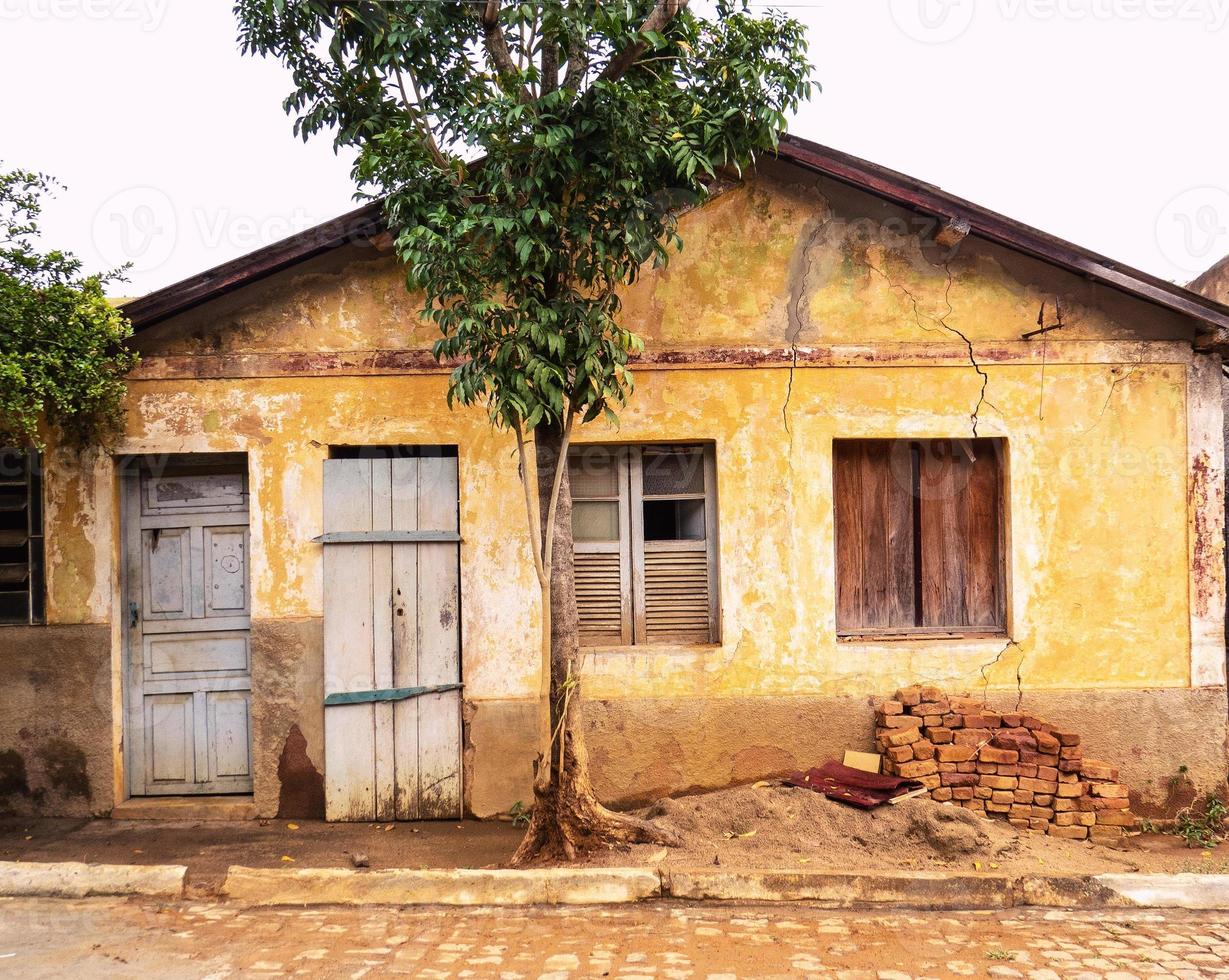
left=581, top=642, right=721, bottom=656
left=837, top=629, right=1007, bottom=644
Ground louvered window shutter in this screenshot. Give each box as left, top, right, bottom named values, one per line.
left=632, top=446, right=719, bottom=644
left=570, top=449, right=632, bottom=644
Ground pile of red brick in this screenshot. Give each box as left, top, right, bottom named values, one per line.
left=875, top=685, right=1136, bottom=844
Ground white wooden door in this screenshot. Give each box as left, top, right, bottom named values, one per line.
left=322, top=455, right=462, bottom=821
left=124, top=464, right=252, bottom=796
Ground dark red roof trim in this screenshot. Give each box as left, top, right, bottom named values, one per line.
left=122, top=135, right=1229, bottom=334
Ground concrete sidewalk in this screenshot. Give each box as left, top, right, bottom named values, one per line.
left=0, top=815, right=522, bottom=895
left=7, top=858, right=1229, bottom=911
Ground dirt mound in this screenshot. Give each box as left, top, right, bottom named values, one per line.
left=639, top=783, right=1016, bottom=865
left=584, top=782, right=1146, bottom=875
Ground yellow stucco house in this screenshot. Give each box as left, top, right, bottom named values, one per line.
left=2, top=136, right=1227, bottom=822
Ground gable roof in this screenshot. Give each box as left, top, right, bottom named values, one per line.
left=120, top=133, right=1229, bottom=343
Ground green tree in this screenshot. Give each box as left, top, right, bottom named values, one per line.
left=236, top=0, right=811, bottom=862
left=0, top=168, right=137, bottom=448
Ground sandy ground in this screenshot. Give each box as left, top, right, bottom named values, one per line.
left=593, top=783, right=1227, bottom=877
left=1, top=783, right=1224, bottom=896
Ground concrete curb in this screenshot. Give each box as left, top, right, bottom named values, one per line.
left=665, top=870, right=1015, bottom=909
left=665, top=869, right=1229, bottom=911
left=221, top=866, right=662, bottom=906
left=0, top=860, right=186, bottom=899
left=8, top=861, right=1229, bottom=910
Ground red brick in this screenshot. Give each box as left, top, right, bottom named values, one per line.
left=895, top=686, right=922, bottom=706
left=962, top=714, right=1002, bottom=729
left=1047, top=824, right=1088, bottom=840
left=896, top=759, right=938, bottom=778
left=937, top=762, right=957, bottom=773
left=878, top=728, right=922, bottom=748
left=1012, top=789, right=1034, bottom=804
left=913, top=740, right=936, bottom=761
left=956, top=761, right=977, bottom=773
left=876, top=700, right=904, bottom=717
left=1036, top=766, right=1058, bottom=781
left=936, top=744, right=976, bottom=763
left=951, top=786, right=975, bottom=800
left=1017, top=763, right=1038, bottom=778
left=1080, top=760, right=1119, bottom=782
left=1089, top=825, right=1124, bottom=844
left=931, top=787, right=953, bottom=801
left=918, top=774, right=942, bottom=789
left=880, top=714, right=923, bottom=730
left=1000, top=713, right=1023, bottom=728
left=980, top=747, right=1019, bottom=764
left=1009, top=804, right=1033, bottom=819
left=975, top=762, right=998, bottom=775
left=1093, top=810, right=1137, bottom=828
left=1034, top=731, right=1060, bottom=754
left=991, top=730, right=1037, bottom=753
left=953, top=729, right=993, bottom=747
left=1055, top=782, right=1087, bottom=798
left=1019, top=750, right=1060, bottom=766
left=940, top=772, right=979, bottom=787
left=887, top=746, right=914, bottom=763
left=1059, top=745, right=1082, bottom=760
left=930, top=728, right=953, bottom=744
left=986, top=801, right=1012, bottom=813
left=1089, top=796, right=1130, bottom=810
left=1090, top=783, right=1128, bottom=799
left=981, top=775, right=1018, bottom=790
left=1055, top=730, right=1080, bottom=747
left=1055, top=811, right=1095, bottom=827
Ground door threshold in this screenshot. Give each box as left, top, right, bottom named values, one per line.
left=111, top=795, right=257, bottom=822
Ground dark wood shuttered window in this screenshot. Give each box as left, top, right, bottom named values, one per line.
left=570, top=444, right=719, bottom=646
left=834, top=439, right=1005, bottom=638
left=0, top=449, right=45, bottom=625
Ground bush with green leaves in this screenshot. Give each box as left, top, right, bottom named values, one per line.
left=0, top=168, right=137, bottom=448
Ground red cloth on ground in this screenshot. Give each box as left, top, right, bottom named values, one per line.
left=785, top=761, right=923, bottom=810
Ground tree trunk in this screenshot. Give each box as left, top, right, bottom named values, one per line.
left=511, top=422, right=679, bottom=864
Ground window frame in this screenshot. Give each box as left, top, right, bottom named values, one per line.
left=832, top=437, right=1008, bottom=642
left=0, top=448, right=45, bottom=626
left=570, top=442, right=720, bottom=648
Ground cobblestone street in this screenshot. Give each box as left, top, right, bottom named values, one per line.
left=3, top=897, right=1229, bottom=979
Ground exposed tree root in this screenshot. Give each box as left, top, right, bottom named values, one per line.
left=511, top=743, right=681, bottom=865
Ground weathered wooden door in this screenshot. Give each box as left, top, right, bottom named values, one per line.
left=322, top=454, right=462, bottom=821
left=123, top=462, right=253, bottom=797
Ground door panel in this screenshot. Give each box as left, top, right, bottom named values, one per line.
left=146, top=694, right=194, bottom=784
left=142, top=527, right=192, bottom=618
left=204, top=526, right=249, bottom=615
left=323, top=454, right=462, bottom=821
left=125, top=463, right=253, bottom=797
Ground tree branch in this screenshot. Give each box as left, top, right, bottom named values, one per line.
left=471, top=0, right=535, bottom=104
left=596, top=0, right=689, bottom=84
left=541, top=409, right=576, bottom=574
left=392, top=65, right=451, bottom=174
left=515, top=425, right=548, bottom=589
left=561, top=1, right=588, bottom=96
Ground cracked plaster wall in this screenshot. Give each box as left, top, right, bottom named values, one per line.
left=18, top=159, right=1224, bottom=816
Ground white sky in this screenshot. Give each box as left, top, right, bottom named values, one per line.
left=5, top=0, right=1229, bottom=297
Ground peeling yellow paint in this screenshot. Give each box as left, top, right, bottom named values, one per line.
left=43, top=164, right=1211, bottom=711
